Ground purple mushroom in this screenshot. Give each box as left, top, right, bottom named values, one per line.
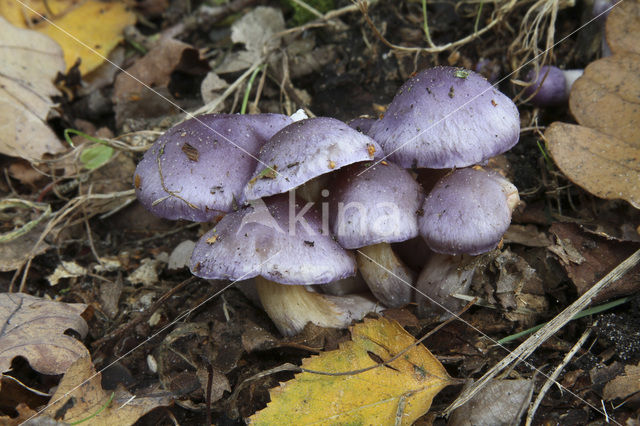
left=524, top=65, right=583, bottom=107
left=243, top=117, right=382, bottom=201
left=367, top=66, right=519, bottom=169
left=189, top=194, right=379, bottom=336
left=419, top=167, right=519, bottom=256
left=134, top=113, right=292, bottom=222
left=329, top=161, right=424, bottom=307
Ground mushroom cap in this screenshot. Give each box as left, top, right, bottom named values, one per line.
left=348, top=117, right=376, bottom=134
left=134, top=113, right=292, bottom=222
left=524, top=65, right=568, bottom=107
left=243, top=117, right=382, bottom=201
left=367, top=66, right=520, bottom=169
left=190, top=194, right=357, bottom=284
left=418, top=168, right=516, bottom=255
left=330, top=162, right=425, bottom=249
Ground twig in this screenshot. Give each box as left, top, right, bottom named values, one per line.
left=444, top=249, right=640, bottom=415
left=526, top=326, right=593, bottom=426
left=358, top=0, right=517, bottom=53
left=91, top=276, right=196, bottom=349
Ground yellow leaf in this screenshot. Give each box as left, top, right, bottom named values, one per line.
left=36, top=0, right=136, bottom=74
left=0, top=0, right=80, bottom=28
left=250, top=317, right=455, bottom=425
left=43, top=356, right=172, bottom=425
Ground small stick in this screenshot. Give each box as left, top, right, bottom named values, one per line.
left=525, top=326, right=593, bottom=426
left=444, top=248, right=640, bottom=416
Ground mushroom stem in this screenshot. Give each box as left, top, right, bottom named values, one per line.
left=416, top=253, right=477, bottom=320
left=356, top=243, right=415, bottom=308
left=255, top=276, right=380, bottom=336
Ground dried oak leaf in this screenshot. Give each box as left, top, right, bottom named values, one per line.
left=568, top=54, right=640, bottom=146
left=545, top=122, right=640, bottom=208
left=0, top=17, right=66, bottom=161
left=0, top=293, right=88, bottom=375
left=249, top=317, right=455, bottom=425
left=41, top=355, right=172, bottom=425
left=605, top=0, right=640, bottom=56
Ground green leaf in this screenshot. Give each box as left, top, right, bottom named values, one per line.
left=80, top=144, right=114, bottom=170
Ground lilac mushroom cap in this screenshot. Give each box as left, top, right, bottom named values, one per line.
left=190, top=194, right=356, bottom=284
left=134, top=113, right=292, bottom=222
left=330, top=162, right=424, bottom=249
left=243, top=117, right=382, bottom=201
left=419, top=168, right=519, bottom=255
left=367, top=66, right=519, bottom=169
left=348, top=117, right=376, bottom=134
left=524, top=65, right=583, bottom=107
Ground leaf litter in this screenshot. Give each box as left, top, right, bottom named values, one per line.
left=1, top=0, right=640, bottom=424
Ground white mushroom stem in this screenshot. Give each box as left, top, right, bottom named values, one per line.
left=356, top=243, right=415, bottom=308
left=255, top=276, right=380, bottom=336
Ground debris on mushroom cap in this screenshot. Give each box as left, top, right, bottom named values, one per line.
left=524, top=65, right=583, bottom=107
left=134, top=113, right=292, bottom=222
left=330, top=162, right=424, bottom=249
left=367, top=66, right=520, bottom=169
left=189, top=194, right=356, bottom=284
left=243, top=117, right=382, bottom=201
left=419, top=168, right=519, bottom=255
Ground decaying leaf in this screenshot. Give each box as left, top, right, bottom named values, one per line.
left=250, top=317, right=454, bottom=424
left=0, top=293, right=88, bottom=375
left=448, top=379, right=533, bottom=426
left=545, top=122, right=640, bottom=208
left=47, top=260, right=87, bottom=286
left=605, top=0, right=640, bottom=55
left=549, top=223, right=640, bottom=302
left=603, top=361, right=640, bottom=401
left=0, top=16, right=66, bottom=161
left=568, top=54, right=640, bottom=146
left=215, top=7, right=285, bottom=74
left=41, top=356, right=172, bottom=425
left=36, top=0, right=136, bottom=75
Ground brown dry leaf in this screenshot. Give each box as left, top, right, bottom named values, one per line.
left=0, top=222, right=49, bottom=272
left=249, top=317, right=455, bottom=425
left=36, top=0, right=136, bottom=75
left=603, top=362, right=640, bottom=401
left=112, top=38, right=208, bottom=126
left=545, top=122, right=640, bottom=208
left=605, top=0, right=640, bottom=55
left=448, top=379, right=533, bottom=426
left=0, top=293, right=88, bottom=375
left=0, top=16, right=66, bottom=161
left=569, top=54, right=640, bottom=146
left=41, top=356, right=172, bottom=425
left=549, top=223, right=640, bottom=302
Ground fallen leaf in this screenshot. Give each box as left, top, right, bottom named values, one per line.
left=249, top=317, right=454, bottom=425
left=569, top=54, right=640, bottom=146
left=605, top=0, right=640, bottom=55
left=448, top=379, right=533, bottom=426
left=0, top=16, right=66, bottom=161
left=42, top=356, right=172, bottom=425
left=112, top=38, right=208, bottom=126
left=0, top=0, right=80, bottom=28
left=47, top=260, right=87, bottom=286
left=545, top=122, right=640, bottom=208
left=603, top=362, right=640, bottom=401
left=37, top=0, right=136, bottom=75
left=215, top=6, right=284, bottom=74
left=0, top=293, right=88, bottom=375
left=549, top=222, right=640, bottom=302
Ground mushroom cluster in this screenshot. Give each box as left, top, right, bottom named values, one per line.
left=134, top=66, right=522, bottom=335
